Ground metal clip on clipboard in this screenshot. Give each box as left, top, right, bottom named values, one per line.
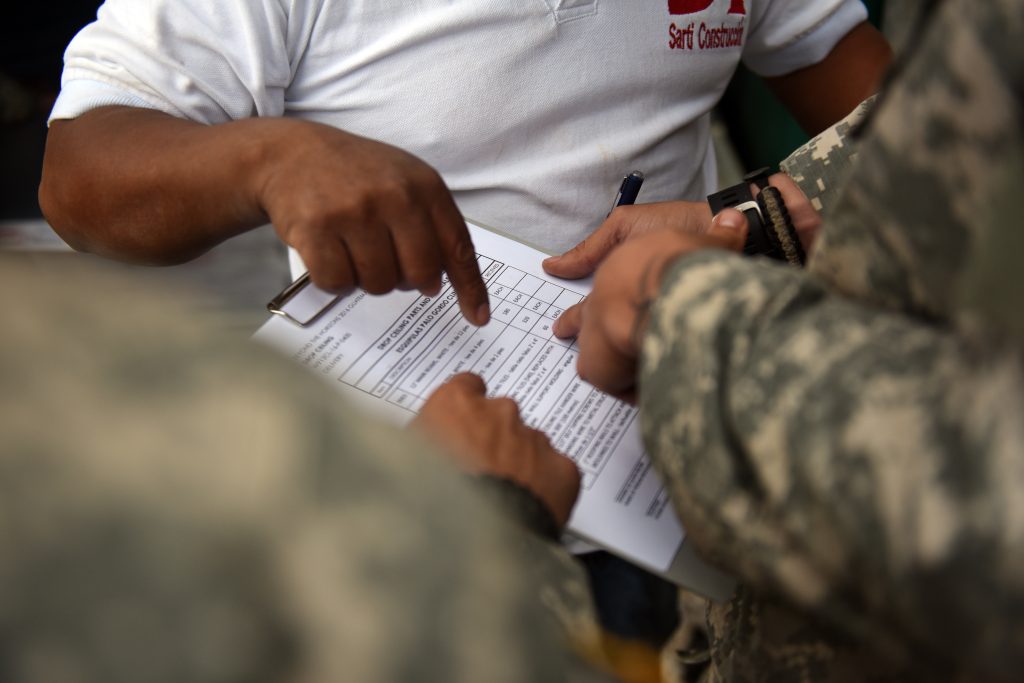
left=266, top=272, right=341, bottom=327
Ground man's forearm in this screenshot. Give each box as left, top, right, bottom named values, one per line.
left=767, top=21, right=892, bottom=136
left=39, top=106, right=285, bottom=264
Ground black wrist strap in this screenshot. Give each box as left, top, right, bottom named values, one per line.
left=707, top=180, right=771, bottom=258
left=707, top=168, right=805, bottom=267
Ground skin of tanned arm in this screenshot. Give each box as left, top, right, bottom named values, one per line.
left=765, top=21, right=893, bottom=136
left=39, top=106, right=491, bottom=323
left=41, top=107, right=270, bottom=265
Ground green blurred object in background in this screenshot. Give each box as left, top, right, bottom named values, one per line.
left=717, top=0, right=884, bottom=170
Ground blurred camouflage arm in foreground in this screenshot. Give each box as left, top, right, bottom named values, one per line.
left=639, top=246, right=1024, bottom=679
left=0, top=257, right=610, bottom=683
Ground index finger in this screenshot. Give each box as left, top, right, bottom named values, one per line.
left=433, top=202, right=490, bottom=326
left=552, top=300, right=584, bottom=339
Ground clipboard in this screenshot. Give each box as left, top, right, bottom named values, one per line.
left=261, top=222, right=735, bottom=601
left=267, top=272, right=340, bottom=327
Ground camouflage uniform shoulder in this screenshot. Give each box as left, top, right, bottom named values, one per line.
left=810, top=0, right=1024, bottom=319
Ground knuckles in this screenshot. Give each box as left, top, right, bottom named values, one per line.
left=359, top=271, right=398, bottom=295
left=361, top=281, right=394, bottom=295
left=310, top=269, right=354, bottom=294
left=372, top=175, right=418, bottom=207
left=491, top=397, right=521, bottom=421
left=402, top=265, right=442, bottom=290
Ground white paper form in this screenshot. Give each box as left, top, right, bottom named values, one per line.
left=253, top=222, right=684, bottom=572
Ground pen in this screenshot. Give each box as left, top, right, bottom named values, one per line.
left=609, top=170, right=645, bottom=214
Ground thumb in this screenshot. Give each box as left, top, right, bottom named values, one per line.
left=707, top=208, right=748, bottom=252
left=542, top=224, right=620, bottom=280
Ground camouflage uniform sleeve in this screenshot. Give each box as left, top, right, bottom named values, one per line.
left=0, top=257, right=608, bottom=683
left=638, top=248, right=1024, bottom=680
left=778, top=95, right=874, bottom=216
left=806, top=0, right=1024, bottom=321
left=639, top=2, right=1024, bottom=678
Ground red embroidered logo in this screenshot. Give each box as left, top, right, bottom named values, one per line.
left=668, top=0, right=745, bottom=15
left=668, top=0, right=746, bottom=50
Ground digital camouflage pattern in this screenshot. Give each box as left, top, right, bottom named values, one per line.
left=641, top=0, right=1024, bottom=680
left=779, top=95, right=874, bottom=216
left=0, top=256, right=613, bottom=683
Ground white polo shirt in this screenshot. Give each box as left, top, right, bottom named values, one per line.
left=52, top=0, right=865, bottom=266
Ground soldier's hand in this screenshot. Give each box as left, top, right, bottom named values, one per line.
left=258, top=120, right=490, bottom=325
left=553, top=212, right=746, bottom=402
left=542, top=200, right=712, bottom=280
left=542, top=173, right=821, bottom=283
left=759, top=172, right=822, bottom=254
left=413, top=373, right=581, bottom=528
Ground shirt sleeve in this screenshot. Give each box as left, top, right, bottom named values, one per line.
left=49, top=0, right=305, bottom=124
left=743, top=0, right=867, bottom=77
